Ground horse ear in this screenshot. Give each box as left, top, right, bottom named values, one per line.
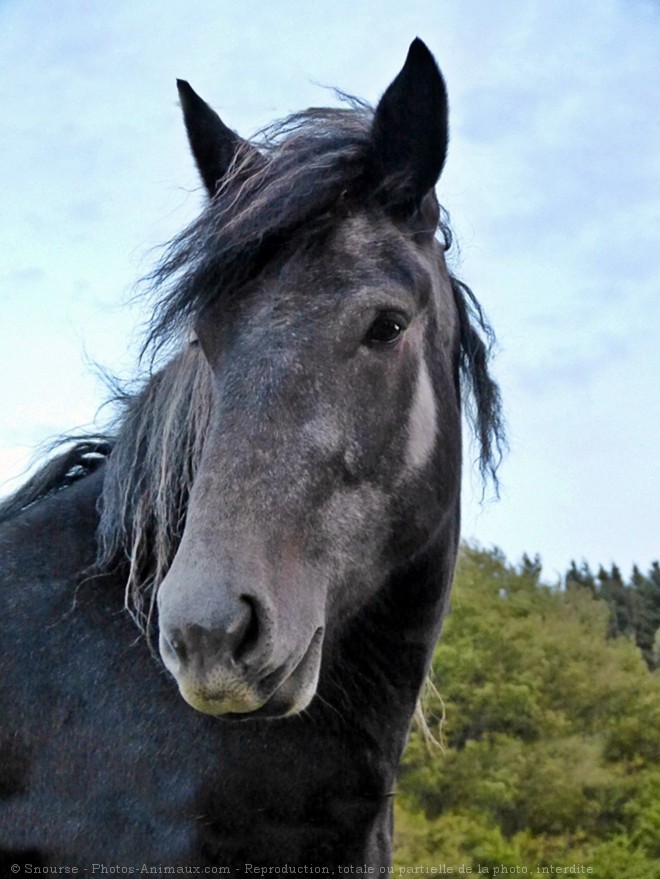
left=177, top=79, right=249, bottom=197
left=368, top=38, right=449, bottom=211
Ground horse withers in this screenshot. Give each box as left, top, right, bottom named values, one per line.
left=0, top=39, right=502, bottom=870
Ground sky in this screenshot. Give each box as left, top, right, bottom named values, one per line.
left=1, top=0, right=659, bottom=581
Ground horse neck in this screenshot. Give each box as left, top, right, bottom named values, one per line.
left=317, top=516, right=459, bottom=767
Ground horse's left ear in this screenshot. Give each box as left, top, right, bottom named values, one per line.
left=177, top=79, right=251, bottom=197
left=367, top=38, right=449, bottom=212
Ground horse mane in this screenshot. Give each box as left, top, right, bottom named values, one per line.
left=0, top=100, right=505, bottom=632
left=0, top=439, right=111, bottom=521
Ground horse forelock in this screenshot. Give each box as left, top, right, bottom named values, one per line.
left=145, top=102, right=376, bottom=352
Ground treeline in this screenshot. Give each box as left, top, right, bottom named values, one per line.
left=566, top=559, right=660, bottom=669
left=394, top=545, right=660, bottom=877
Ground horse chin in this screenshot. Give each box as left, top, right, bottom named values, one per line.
left=174, top=627, right=324, bottom=721
left=177, top=684, right=263, bottom=717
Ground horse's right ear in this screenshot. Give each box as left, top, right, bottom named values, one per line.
left=177, top=80, right=252, bottom=197
left=367, top=39, right=449, bottom=213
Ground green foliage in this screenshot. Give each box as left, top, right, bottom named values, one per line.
left=395, top=545, right=660, bottom=874
left=568, top=559, right=660, bottom=669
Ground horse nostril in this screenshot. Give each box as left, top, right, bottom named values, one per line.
left=234, top=595, right=260, bottom=662
left=161, top=594, right=266, bottom=673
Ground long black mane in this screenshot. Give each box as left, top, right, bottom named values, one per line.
left=0, top=101, right=505, bottom=629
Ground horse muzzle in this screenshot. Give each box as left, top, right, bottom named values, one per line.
left=159, top=608, right=324, bottom=718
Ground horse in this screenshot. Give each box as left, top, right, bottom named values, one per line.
left=0, top=39, right=503, bottom=871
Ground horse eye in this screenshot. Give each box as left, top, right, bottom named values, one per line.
left=364, top=314, right=406, bottom=346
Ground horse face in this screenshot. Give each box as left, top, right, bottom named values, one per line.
left=156, top=40, right=462, bottom=717
left=157, top=211, right=461, bottom=718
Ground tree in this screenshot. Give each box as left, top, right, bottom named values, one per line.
left=394, top=545, right=660, bottom=873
